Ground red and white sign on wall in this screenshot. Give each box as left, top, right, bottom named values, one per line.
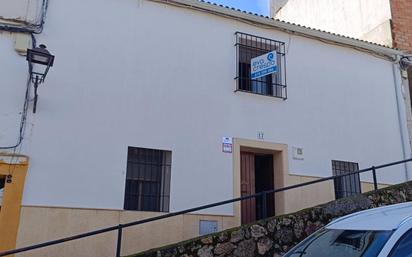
left=222, top=137, right=233, bottom=153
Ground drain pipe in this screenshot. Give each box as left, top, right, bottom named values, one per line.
left=392, top=55, right=411, bottom=181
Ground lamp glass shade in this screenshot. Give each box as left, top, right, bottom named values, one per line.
left=26, top=47, right=54, bottom=67
left=32, top=55, right=50, bottom=64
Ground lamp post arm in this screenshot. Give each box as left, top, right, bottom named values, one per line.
left=33, top=75, right=39, bottom=113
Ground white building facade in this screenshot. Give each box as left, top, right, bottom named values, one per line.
left=0, top=0, right=411, bottom=256
left=271, top=0, right=393, bottom=46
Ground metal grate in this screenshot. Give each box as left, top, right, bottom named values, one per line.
left=124, top=147, right=171, bottom=212
left=235, top=32, right=287, bottom=99
left=332, top=160, right=361, bottom=199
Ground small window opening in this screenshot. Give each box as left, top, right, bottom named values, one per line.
left=124, top=147, right=172, bottom=212
left=332, top=160, right=361, bottom=199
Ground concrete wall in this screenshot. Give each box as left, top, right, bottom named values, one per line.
left=270, top=0, right=289, bottom=14
left=0, top=0, right=409, bottom=215
left=273, top=0, right=393, bottom=46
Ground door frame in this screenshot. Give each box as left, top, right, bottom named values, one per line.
left=233, top=138, right=288, bottom=225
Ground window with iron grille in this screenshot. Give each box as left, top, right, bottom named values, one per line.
left=332, top=160, right=361, bottom=200
left=124, top=147, right=171, bottom=212
left=235, top=32, right=287, bottom=99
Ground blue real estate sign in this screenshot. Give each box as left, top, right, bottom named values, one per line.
left=251, top=51, right=277, bottom=79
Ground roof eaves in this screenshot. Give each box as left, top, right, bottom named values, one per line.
left=151, top=0, right=404, bottom=58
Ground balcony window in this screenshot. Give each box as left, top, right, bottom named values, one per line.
left=235, top=32, right=287, bottom=99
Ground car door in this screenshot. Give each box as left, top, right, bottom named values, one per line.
left=378, top=221, right=412, bottom=256
left=387, top=229, right=412, bottom=257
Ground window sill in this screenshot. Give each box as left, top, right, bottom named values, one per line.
left=234, top=89, right=287, bottom=100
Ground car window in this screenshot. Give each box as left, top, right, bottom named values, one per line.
left=389, top=229, right=412, bottom=257
left=284, top=229, right=392, bottom=257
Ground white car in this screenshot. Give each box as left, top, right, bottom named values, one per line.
left=283, top=202, right=412, bottom=257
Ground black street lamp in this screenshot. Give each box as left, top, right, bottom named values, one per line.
left=26, top=44, right=55, bottom=113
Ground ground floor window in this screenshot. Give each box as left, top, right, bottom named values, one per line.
left=124, top=147, right=171, bottom=212
left=332, top=160, right=361, bottom=199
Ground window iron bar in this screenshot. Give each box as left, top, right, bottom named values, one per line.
left=235, top=32, right=287, bottom=100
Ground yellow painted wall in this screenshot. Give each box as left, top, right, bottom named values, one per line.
left=0, top=153, right=29, bottom=254
left=15, top=206, right=238, bottom=257
left=14, top=179, right=388, bottom=257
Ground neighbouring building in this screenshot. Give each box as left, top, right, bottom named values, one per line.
left=271, top=0, right=412, bottom=135
left=272, top=0, right=412, bottom=52
left=391, top=0, right=412, bottom=53
left=271, top=0, right=394, bottom=46
left=0, top=0, right=412, bottom=256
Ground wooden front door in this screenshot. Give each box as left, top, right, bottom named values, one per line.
left=240, top=152, right=256, bottom=224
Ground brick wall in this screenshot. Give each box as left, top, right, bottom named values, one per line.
left=391, top=0, right=412, bottom=112
left=391, top=0, right=412, bottom=53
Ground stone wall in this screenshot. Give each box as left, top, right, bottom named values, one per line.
left=128, top=182, right=412, bottom=257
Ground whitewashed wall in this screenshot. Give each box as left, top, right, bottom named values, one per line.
left=0, top=0, right=410, bottom=215
left=274, top=0, right=393, bottom=46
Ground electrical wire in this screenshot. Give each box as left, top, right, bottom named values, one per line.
left=0, top=70, right=31, bottom=150
left=0, top=1, right=47, bottom=175
left=0, top=35, right=34, bottom=150
left=0, top=0, right=44, bottom=150
left=2, top=35, right=34, bottom=178
left=0, top=0, right=49, bottom=34
left=3, top=67, right=31, bottom=179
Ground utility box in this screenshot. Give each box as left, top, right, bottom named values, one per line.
left=14, top=33, right=32, bottom=56
left=199, top=220, right=218, bottom=236
left=292, top=147, right=304, bottom=160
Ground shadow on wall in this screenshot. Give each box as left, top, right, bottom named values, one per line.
left=129, top=181, right=412, bottom=257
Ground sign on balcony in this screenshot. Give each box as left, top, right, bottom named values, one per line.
left=251, top=51, right=277, bottom=79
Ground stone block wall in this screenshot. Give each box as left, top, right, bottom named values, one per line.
left=129, top=182, right=412, bottom=257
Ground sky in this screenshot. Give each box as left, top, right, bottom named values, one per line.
left=211, top=0, right=269, bottom=16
